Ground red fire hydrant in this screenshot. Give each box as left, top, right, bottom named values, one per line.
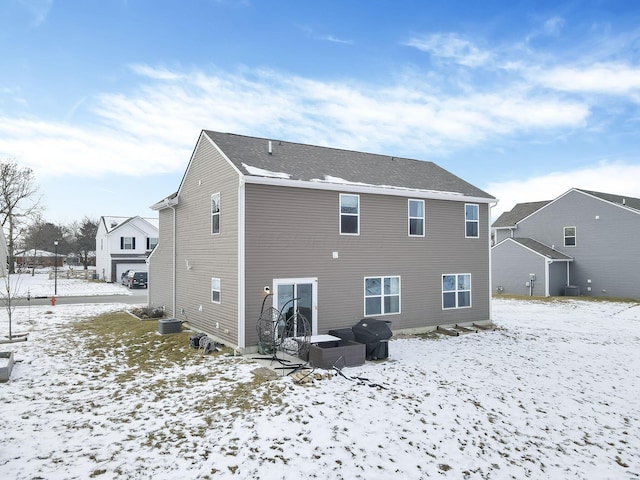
left=50, top=296, right=56, bottom=306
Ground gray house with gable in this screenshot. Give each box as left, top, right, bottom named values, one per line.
left=149, top=130, right=496, bottom=350
left=492, top=188, right=640, bottom=299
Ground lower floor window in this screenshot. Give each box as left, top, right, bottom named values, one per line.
left=211, top=278, right=221, bottom=303
left=442, top=274, right=471, bottom=309
left=364, top=276, right=400, bottom=316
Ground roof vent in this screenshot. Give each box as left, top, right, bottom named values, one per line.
left=622, top=198, right=626, bottom=205
left=268, top=140, right=272, bottom=155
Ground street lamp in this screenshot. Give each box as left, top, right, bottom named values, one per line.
left=54, top=240, right=58, bottom=296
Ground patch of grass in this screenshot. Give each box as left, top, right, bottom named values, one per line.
left=64, top=311, right=288, bottom=421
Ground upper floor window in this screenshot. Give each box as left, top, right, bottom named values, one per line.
left=211, top=277, right=221, bottom=303
left=465, top=204, right=479, bottom=238
left=564, top=226, right=576, bottom=247
left=121, top=237, right=135, bottom=250
left=340, top=194, right=359, bottom=235
left=211, top=193, right=220, bottom=235
left=408, top=199, right=425, bottom=236
left=146, top=237, right=158, bottom=250
left=442, top=274, right=471, bottom=309
left=364, top=276, right=400, bottom=316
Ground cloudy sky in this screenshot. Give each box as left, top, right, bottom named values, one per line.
left=1, top=0, right=640, bottom=224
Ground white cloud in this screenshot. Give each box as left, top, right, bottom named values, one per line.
left=532, top=63, right=640, bottom=95
left=404, top=33, right=492, bottom=68
left=0, top=64, right=592, bottom=179
left=487, top=161, right=640, bottom=220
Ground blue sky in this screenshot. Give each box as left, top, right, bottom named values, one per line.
left=1, top=0, right=640, bottom=224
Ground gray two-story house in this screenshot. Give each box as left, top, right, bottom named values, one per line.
left=492, top=188, right=640, bottom=299
left=149, top=130, right=496, bottom=350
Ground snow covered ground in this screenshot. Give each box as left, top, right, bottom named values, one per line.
left=5, top=270, right=130, bottom=298
left=1, top=276, right=639, bottom=479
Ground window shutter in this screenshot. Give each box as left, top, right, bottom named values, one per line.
left=132, top=237, right=136, bottom=249
left=120, top=237, right=124, bottom=249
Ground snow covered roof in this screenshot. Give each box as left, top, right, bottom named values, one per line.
left=100, top=216, right=159, bottom=233
left=204, top=131, right=495, bottom=201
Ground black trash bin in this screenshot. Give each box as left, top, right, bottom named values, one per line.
left=351, top=318, right=392, bottom=360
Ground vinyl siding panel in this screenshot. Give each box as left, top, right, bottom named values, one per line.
left=173, top=137, right=240, bottom=345
left=149, top=208, right=174, bottom=312
left=244, top=184, right=491, bottom=345
left=492, top=240, right=546, bottom=296
left=516, top=190, right=640, bottom=298
left=548, top=261, right=568, bottom=296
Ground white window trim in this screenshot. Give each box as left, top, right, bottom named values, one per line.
left=408, top=199, right=425, bottom=237
left=564, top=226, right=576, bottom=247
left=465, top=203, right=480, bottom=238
left=339, top=193, right=360, bottom=236
left=211, top=277, right=221, bottom=304
left=211, top=192, right=220, bottom=235
left=442, top=273, right=472, bottom=310
left=122, top=236, right=135, bottom=250
left=364, top=275, right=401, bottom=317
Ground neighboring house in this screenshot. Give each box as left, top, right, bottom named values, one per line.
left=492, top=188, right=640, bottom=299
left=95, top=216, right=159, bottom=282
left=14, top=249, right=62, bottom=269
left=149, top=130, right=496, bottom=351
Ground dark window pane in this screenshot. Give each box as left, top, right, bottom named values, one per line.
left=366, top=297, right=381, bottom=315
left=341, top=215, right=358, bottom=234
left=385, top=295, right=400, bottom=313
left=458, top=291, right=470, bottom=307
left=410, top=218, right=423, bottom=236
left=466, top=222, right=478, bottom=237
left=443, top=292, right=456, bottom=309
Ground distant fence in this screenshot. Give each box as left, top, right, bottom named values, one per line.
left=48, top=269, right=98, bottom=280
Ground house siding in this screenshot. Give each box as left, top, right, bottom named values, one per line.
left=515, top=190, right=640, bottom=298
left=492, top=240, right=546, bottom=296
left=244, top=183, right=491, bottom=345
left=548, top=261, right=568, bottom=296
left=159, top=136, right=241, bottom=345
left=149, top=208, right=175, bottom=312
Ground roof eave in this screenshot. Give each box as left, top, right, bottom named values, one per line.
left=242, top=175, right=497, bottom=204
left=150, top=194, right=179, bottom=211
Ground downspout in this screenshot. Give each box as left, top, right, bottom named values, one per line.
left=489, top=201, right=497, bottom=321
left=545, top=259, right=551, bottom=297
left=237, top=176, right=246, bottom=350
left=170, top=204, right=176, bottom=318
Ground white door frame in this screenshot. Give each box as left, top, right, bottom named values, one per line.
left=272, top=277, right=318, bottom=335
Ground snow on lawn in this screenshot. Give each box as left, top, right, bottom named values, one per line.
left=5, top=271, right=131, bottom=297
left=1, top=296, right=639, bottom=479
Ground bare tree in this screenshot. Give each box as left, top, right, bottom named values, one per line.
left=21, top=216, right=68, bottom=275
left=0, top=161, right=42, bottom=274
left=70, top=217, right=98, bottom=270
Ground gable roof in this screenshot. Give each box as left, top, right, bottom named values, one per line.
left=493, top=188, right=640, bottom=229
left=575, top=189, right=640, bottom=213
left=495, top=237, right=573, bottom=261
left=202, top=131, right=495, bottom=201
left=99, top=216, right=159, bottom=234
left=492, top=200, right=551, bottom=228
